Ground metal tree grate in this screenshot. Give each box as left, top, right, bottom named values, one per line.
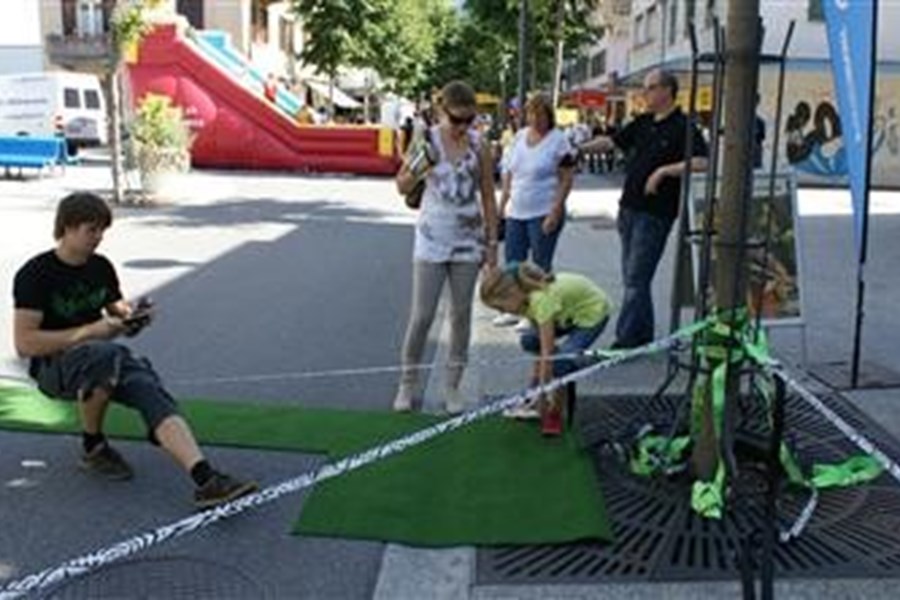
left=477, top=392, right=900, bottom=585
left=37, top=555, right=268, bottom=599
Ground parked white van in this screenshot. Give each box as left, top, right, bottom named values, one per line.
left=0, top=71, right=107, bottom=148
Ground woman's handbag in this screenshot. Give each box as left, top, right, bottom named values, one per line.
left=403, top=129, right=435, bottom=210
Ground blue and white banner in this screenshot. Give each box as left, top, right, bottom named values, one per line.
left=823, top=0, right=877, bottom=260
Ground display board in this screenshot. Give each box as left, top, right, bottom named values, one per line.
left=688, top=172, right=805, bottom=326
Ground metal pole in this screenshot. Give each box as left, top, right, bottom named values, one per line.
left=851, top=0, right=879, bottom=388
left=668, top=22, right=701, bottom=335
left=690, top=21, right=726, bottom=480
left=551, top=0, right=565, bottom=108
left=517, top=0, right=529, bottom=127
left=752, top=21, right=795, bottom=337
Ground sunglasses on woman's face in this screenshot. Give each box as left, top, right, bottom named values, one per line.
left=447, top=111, right=476, bottom=126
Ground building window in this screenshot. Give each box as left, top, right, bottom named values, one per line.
left=74, top=0, right=110, bottom=37
left=669, top=0, right=679, bottom=45
left=647, top=6, right=658, bottom=42
left=177, top=0, right=204, bottom=29
left=684, top=0, right=696, bottom=37
left=634, top=14, right=644, bottom=45
left=590, top=51, right=607, bottom=78
left=64, top=88, right=81, bottom=109
left=704, top=0, right=717, bottom=29
left=575, top=56, right=589, bottom=84
left=808, top=0, right=825, bottom=22
left=84, top=90, right=101, bottom=109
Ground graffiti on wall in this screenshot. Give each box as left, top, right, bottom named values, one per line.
left=785, top=98, right=898, bottom=178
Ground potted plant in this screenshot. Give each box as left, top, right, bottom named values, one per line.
left=129, top=93, right=192, bottom=199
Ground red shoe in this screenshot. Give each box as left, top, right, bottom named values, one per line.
left=541, top=404, right=563, bottom=436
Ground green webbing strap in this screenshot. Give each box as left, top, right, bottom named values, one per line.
left=689, top=310, right=748, bottom=519
left=743, top=327, right=884, bottom=492
left=810, top=456, right=884, bottom=488
left=629, top=434, right=690, bottom=477
left=627, top=314, right=883, bottom=525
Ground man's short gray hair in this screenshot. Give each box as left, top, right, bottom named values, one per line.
left=657, top=69, right=679, bottom=99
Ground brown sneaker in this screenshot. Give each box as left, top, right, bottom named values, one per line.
left=79, top=443, right=134, bottom=481
left=194, top=472, right=258, bottom=510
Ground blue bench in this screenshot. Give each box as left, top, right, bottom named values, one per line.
left=0, top=136, right=69, bottom=176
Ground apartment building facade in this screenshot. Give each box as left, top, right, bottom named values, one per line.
left=37, top=1, right=300, bottom=73
left=568, top=0, right=900, bottom=186
left=0, top=0, right=44, bottom=75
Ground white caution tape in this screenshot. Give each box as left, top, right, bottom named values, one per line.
left=167, top=347, right=647, bottom=387
left=0, top=328, right=694, bottom=598
left=759, top=360, right=900, bottom=486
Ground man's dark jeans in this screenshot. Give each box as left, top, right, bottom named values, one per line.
left=614, top=207, right=673, bottom=347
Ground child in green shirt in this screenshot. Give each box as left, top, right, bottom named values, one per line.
left=480, top=262, right=611, bottom=435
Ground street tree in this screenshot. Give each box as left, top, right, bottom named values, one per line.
left=291, top=0, right=385, bottom=114
left=454, top=0, right=600, bottom=99
left=357, top=0, right=456, bottom=98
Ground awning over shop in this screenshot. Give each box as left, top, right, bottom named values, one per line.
left=476, top=92, right=500, bottom=106
left=562, top=89, right=606, bottom=108
left=305, top=80, right=362, bottom=109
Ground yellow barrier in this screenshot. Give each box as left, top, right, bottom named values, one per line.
left=378, top=128, right=395, bottom=157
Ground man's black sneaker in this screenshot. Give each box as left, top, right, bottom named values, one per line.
left=79, top=443, right=134, bottom=481
left=194, top=472, right=258, bottom=509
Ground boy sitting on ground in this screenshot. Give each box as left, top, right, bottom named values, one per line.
left=12, top=192, right=257, bottom=509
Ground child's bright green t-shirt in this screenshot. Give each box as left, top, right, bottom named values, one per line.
left=525, top=273, right=612, bottom=328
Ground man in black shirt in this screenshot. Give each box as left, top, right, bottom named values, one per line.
left=13, top=192, right=257, bottom=509
left=579, top=69, right=708, bottom=348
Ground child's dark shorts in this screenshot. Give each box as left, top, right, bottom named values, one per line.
left=31, top=340, right=179, bottom=433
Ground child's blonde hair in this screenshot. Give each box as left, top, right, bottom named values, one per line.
left=480, top=262, right=554, bottom=313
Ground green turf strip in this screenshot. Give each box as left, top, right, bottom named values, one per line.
left=0, top=383, right=612, bottom=546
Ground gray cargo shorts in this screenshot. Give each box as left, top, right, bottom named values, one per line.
left=33, top=340, right=179, bottom=434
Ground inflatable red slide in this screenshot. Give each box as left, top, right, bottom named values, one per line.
left=127, top=25, right=399, bottom=175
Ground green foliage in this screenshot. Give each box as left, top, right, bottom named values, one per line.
left=131, top=94, right=191, bottom=150
left=291, top=0, right=384, bottom=80
left=130, top=94, right=192, bottom=177
left=435, top=0, right=602, bottom=95
left=291, top=0, right=601, bottom=100
left=292, top=0, right=454, bottom=97
left=110, top=0, right=159, bottom=57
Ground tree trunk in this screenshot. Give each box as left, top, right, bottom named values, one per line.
left=328, top=68, right=336, bottom=120
left=551, top=0, right=566, bottom=108
left=102, top=71, right=125, bottom=205
left=691, top=0, right=762, bottom=480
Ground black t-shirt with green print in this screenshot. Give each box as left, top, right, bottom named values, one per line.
left=13, top=250, right=122, bottom=331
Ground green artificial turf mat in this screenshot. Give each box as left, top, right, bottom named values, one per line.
left=0, top=383, right=612, bottom=546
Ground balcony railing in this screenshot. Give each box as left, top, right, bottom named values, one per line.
left=45, top=33, right=115, bottom=71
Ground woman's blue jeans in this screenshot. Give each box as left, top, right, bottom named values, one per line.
left=504, top=214, right=565, bottom=272
left=519, top=317, right=609, bottom=377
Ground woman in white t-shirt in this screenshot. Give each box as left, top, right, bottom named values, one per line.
left=495, top=94, right=576, bottom=327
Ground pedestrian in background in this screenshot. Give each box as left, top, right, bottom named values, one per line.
left=393, top=80, right=499, bottom=414
left=494, top=93, right=576, bottom=329
left=579, top=69, right=708, bottom=349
